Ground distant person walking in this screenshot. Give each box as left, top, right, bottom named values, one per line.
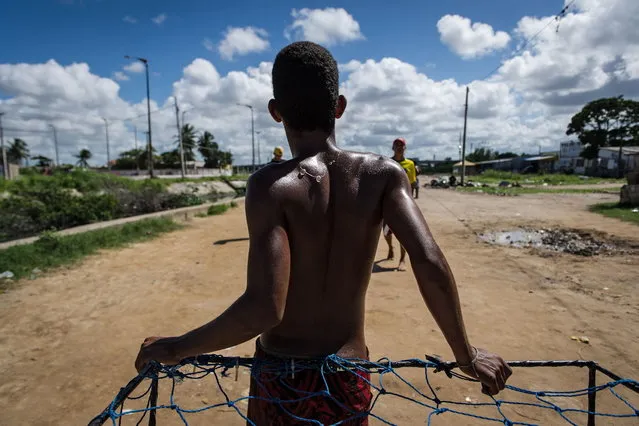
left=383, top=137, right=418, bottom=270
left=270, top=146, right=285, bottom=164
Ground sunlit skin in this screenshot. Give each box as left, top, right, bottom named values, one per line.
left=135, top=89, right=511, bottom=398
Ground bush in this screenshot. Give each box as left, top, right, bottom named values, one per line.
left=0, top=188, right=119, bottom=242
left=207, top=204, right=230, bottom=216
left=0, top=170, right=236, bottom=243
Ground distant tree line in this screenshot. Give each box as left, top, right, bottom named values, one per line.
left=111, top=123, right=233, bottom=170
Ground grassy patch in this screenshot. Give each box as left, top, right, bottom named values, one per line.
left=0, top=217, right=182, bottom=285
left=589, top=203, right=639, bottom=225
left=456, top=186, right=620, bottom=196
left=469, top=170, right=624, bottom=186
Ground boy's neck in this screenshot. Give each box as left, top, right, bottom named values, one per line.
left=393, top=154, right=405, bottom=161
left=286, top=128, right=338, bottom=158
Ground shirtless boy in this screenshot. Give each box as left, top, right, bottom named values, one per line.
left=135, top=41, right=511, bottom=425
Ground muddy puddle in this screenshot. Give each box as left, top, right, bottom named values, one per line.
left=479, top=228, right=638, bottom=256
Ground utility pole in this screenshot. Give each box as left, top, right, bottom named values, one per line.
left=173, top=97, right=186, bottom=178
left=0, top=112, right=8, bottom=179
left=102, top=117, right=111, bottom=169
left=133, top=125, right=140, bottom=173
left=461, top=87, right=469, bottom=185
left=237, top=103, right=255, bottom=172
left=48, top=124, right=60, bottom=166
left=125, top=55, right=154, bottom=178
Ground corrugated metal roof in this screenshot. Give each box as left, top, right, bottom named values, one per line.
left=599, top=146, right=639, bottom=155
left=523, top=156, right=557, bottom=162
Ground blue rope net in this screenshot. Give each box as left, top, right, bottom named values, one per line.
left=89, top=354, right=639, bottom=426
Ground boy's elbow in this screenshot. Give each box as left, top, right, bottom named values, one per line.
left=244, top=293, right=285, bottom=329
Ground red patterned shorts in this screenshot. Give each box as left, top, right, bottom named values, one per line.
left=246, top=341, right=373, bottom=425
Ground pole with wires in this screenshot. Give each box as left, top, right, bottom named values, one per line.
left=102, top=117, right=111, bottom=169
left=48, top=124, right=59, bottom=166
left=461, top=87, right=469, bottom=186
left=0, top=112, right=8, bottom=179
left=173, top=97, right=186, bottom=178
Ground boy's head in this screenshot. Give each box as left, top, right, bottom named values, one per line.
left=273, top=146, right=284, bottom=160
left=392, top=138, right=406, bottom=157
left=269, top=41, right=347, bottom=133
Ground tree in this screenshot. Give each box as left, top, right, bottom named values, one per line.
left=179, top=123, right=197, bottom=161
left=197, top=131, right=221, bottom=167
left=74, top=149, right=92, bottom=168
left=566, top=96, right=639, bottom=159
left=219, top=151, right=233, bottom=168
left=7, top=138, right=30, bottom=165
left=160, top=150, right=181, bottom=169
left=466, top=147, right=497, bottom=163
left=113, top=149, right=145, bottom=170
left=496, top=152, right=518, bottom=159
left=31, top=155, right=53, bottom=168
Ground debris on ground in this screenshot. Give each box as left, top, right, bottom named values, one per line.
left=1, top=271, right=15, bottom=280
left=479, top=228, right=635, bottom=256
left=570, top=336, right=590, bottom=344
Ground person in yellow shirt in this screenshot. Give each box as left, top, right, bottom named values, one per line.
left=270, top=146, right=285, bottom=164
left=383, top=137, right=418, bottom=271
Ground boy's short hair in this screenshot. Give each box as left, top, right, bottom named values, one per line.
left=272, top=41, right=339, bottom=133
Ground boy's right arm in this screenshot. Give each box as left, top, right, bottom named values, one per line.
left=381, top=161, right=512, bottom=395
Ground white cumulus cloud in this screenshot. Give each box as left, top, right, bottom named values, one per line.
left=437, top=14, right=511, bottom=59
left=217, top=27, right=270, bottom=61
left=122, top=16, right=137, bottom=24
left=151, top=13, right=167, bottom=25
left=112, top=71, right=129, bottom=81
left=285, top=8, right=364, bottom=46
left=123, top=62, right=145, bottom=73
left=0, top=0, right=637, bottom=167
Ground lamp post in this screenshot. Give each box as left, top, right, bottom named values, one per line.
left=256, top=131, right=262, bottom=166
left=125, top=55, right=154, bottom=178
left=48, top=124, right=59, bottom=166
left=237, top=103, right=255, bottom=172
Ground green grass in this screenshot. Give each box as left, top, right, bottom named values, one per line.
left=589, top=203, right=639, bottom=225
left=456, top=186, right=621, bottom=196
left=469, top=170, right=624, bottom=186
left=0, top=217, right=182, bottom=286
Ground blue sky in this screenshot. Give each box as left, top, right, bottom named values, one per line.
left=1, top=0, right=562, bottom=104
left=1, top=0, right=636, bottom=165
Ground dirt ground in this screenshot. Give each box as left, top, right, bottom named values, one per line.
left=0, top=189, right=637, bottom=425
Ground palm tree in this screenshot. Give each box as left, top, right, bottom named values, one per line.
left=7, top=138, right=30, bottom=165
left=74, top=149, right=92, bottom=168
left=31, top=155, right=53, bottom=168
left=179, top=123, right=197, bottom=161
left=198, top=131, right=219, bottom=167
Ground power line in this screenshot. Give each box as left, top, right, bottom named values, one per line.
left=476, top=0, right=576, bottom=82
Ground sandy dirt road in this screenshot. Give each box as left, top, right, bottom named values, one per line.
left=0, top=189, right=637, bottom=425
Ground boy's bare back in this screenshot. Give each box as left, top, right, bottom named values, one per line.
left=250, top=148, right=397, bottom=359
left=136, top=41, right=511, bottom=400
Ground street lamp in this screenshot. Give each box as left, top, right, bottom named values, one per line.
left=102, top=117, right=111, bottom=169
left=236, top=103, right=255, bottom=172
left=256, top=131, right=262, bottom=165
left=125, top=55, right=154, bottom=178
left=48, top=124, right=59, bottom=166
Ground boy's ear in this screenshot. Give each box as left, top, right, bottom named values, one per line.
left=268, top=99, right=282, bottom=123
left=335, top=95, right=347, bottom=119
